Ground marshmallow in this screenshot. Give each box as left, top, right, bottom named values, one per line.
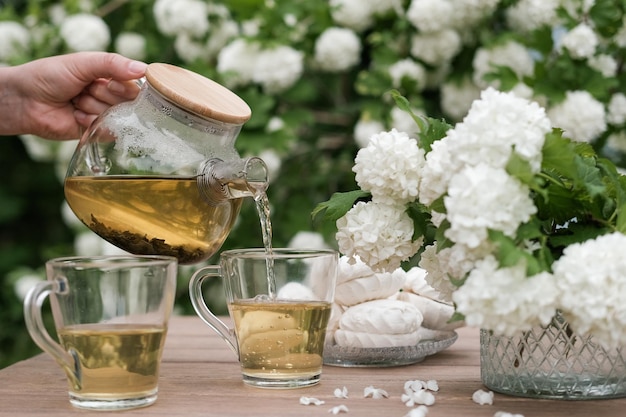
left=335, top=268, right=405, bottom=306
left=339, top=299, right=423, bottom=334
left=395, top=291, right=461, bottom=331
left=403, top=266, right=442, bottom=301
left=334, top=328, right=421, bottom=348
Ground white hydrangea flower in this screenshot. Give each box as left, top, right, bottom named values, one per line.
left=418, top=242, right=494, bottom=303
left=547, top=90, right=606, bottom=142
left=257, top=148, right=282, bottom=183
left=114, top=32, right=146, bottom=60
left=0, top=21, right=30, bottom=62
left=353, top=129, right=425, bottom=204
left=440, top=77, right=480, bottom=121
left=552, top=232, right=626, bottom=349
left=266, top=117, right=285, bottom=133
left=410, top=29, right=461, bottom=66
left=353, top=118, right=385, bottom=148
left=406, top=0, right=454, bottom=33
left=217, top=38, right=261, bottom=88
left=314, top=27, right=361, bottom=72
left=48, top=4, right=67, bottom=26
left=510, top=83, right=535, bottom=100
left=19, top=134, right=56, bottom=162
left=205, top=20, right=239, bottom=60
left=472, top=40, right=534, bottom=89
left=418, top=245, right=459, bottom=301
left=252, top=45, right=303, bottom=94
left=336, top=201, right=422, bottom=272
left=388, top=58, right=426, bottom=90
left=329, top=0, right=375, bottom=32
left=607, top=93, right=626, bottom=125
left=13, top=273, right=44, bottom=301
left=174, top=33, right=207, bottom=63
left=241, top=18, right=260, bottom=37
left=60, top=14, right=110, bottom=51
left=459, top=88, right=550, bottom=172
left=561, top=23, right=598, bottom=59
left=606, top=131, right=626, bottom=153
left=588, top=53, right=618, bottom=77
left=452, top=256, right=558, bottom=336
left=444, top=164, right=537, bottom=248
left=420, top=88, right=550, bottom=205
left=506, top=0, right=559, bottom=33
left=153, top=0, right=209, bottom=37
left=288, top=231, right=329, bottom=249
left=74, top=231, right=130, bottom=256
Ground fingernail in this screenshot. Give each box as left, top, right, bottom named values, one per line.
left=74, top=109, right=87, bottom=123
left=128, top=60, right=148, bottom=75
left=107, top=80, right=126, bottom=94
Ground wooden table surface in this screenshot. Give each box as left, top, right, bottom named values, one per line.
left=1, top=315, right=625, bottom=416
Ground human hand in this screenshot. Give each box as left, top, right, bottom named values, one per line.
left=0, top=52, right=147, bottom=140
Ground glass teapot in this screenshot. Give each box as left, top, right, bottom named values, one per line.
left=64, top=63, right=268, bottom=264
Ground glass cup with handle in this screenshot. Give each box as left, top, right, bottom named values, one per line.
left=23, top=255, right=177, bottom=410
left=189, top=248, right=338, bottom=389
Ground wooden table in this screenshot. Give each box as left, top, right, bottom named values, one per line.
left=1, top=316, right=624, bottom=416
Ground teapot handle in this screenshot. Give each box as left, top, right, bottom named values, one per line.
left=197, top=157, right=268, bottom=206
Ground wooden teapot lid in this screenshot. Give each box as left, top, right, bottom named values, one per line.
left=145, top=63, right=251, bottom=125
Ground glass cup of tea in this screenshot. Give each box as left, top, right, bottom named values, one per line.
left=23, top=255, right=177, bottom=410
left=189, top=248, right=338, bottom=389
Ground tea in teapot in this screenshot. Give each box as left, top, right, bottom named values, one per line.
left=64, top=64, right=268, bottom=264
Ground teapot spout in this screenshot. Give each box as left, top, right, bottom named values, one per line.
left=198, top=157, right=269, bottom=205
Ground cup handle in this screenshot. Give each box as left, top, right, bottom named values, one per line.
left=23, top=278, right=81, bottom=390
left=189, top=266, right=239, bottom=356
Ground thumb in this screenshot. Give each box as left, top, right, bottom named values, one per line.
left=65, top=52, right=147, bottom=82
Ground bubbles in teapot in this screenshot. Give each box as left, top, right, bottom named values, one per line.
left=104, top=102, right=205, bottom=176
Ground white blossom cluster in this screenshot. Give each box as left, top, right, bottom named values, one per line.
left=337, top=129, right=425, bottom=271
left=552, top=232, right=626, bottom=348
left=314, top=27, right=361, bottom=72
left=217, top=39, right=304, bottom=94
left=336, top=85, right=626, bottom=346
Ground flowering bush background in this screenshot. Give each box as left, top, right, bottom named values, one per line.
left=2, top=0, right=626, bottom=366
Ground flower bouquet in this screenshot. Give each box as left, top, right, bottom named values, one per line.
left=315, top=87, right=626, bottom=352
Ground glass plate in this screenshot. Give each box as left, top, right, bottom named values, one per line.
left=323, top=330, right=458, bottom=367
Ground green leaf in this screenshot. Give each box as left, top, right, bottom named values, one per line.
left=548, top=222, right=609, bottom=248
left=483, top=65, right=519, bottom=91
left=575, top=155, right=605, bottom=197
left=420, top=117, right=451, bottom=154
left=406, top=201, right=435, bottom=243
left=389, top=89, right=428, bottom=132
left=506, top=152, right=535, bottom=187
left=590, top=0, right=625, bottom=37
left=488, top=230, right=546, bottom=275
left=434, top=219, right=453, bottom=251
left=311, top=190, right=370, bottom=222
left=617, top=201, right=626, bottom=233
left=541, top=129, right=578, bottom=178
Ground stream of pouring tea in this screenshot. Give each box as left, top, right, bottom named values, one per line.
left=254, top=191, right=276, bottom=298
